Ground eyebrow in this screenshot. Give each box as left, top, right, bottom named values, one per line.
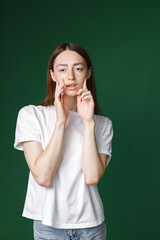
left=56, top=63, right=85, bottom=68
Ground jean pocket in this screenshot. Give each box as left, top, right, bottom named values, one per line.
left=33, top=220, right=55, bottom=240
left=89, top=222, right=107, bottom=240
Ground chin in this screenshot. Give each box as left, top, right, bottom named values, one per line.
left=67, top=94, right=77, bottom=98
left=65, top=90, right=77, bottom=96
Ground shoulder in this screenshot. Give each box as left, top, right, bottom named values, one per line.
left=17, top=105, right=36, bottom=119
left=17, top=105, right=56, bottom=125
left=18, top=104, right=55, bottom=116
left=94, top=114, right=113, bottom=150
left=19, top=104, right=44, bottom=113
left=94, top=114, right=112, bottom=129
left=94, top=114, right=113, bottom=141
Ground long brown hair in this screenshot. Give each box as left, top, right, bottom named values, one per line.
left=40, top=43, right=99, bottom=114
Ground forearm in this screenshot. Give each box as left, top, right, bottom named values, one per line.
left=35, top=121, right=65, bottom=186
left=82, top=120, right=104, bottom=185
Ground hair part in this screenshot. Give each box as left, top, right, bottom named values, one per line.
left=40, top=43, right=99, bottom=114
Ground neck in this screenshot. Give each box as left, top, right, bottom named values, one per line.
left=66, top=96, right=77, bottom=112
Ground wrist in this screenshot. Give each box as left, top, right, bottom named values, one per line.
left=83, top=119, right=95, bottom=128
left=55, top=120, right=66, bottom=128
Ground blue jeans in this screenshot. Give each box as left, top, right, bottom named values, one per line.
left=33, top=220, right=107, bottom=240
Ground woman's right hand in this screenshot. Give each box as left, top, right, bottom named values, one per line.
left=54, top=79, right=69, bottom=124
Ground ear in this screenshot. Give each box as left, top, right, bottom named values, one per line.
left=50, top=69, right=56, bottom=82
left=86, top=66, right=92, bottom=80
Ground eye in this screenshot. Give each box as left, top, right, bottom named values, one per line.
left=59, top=68, right=66, bottom=72
left=75, top=67, right=83, bottom=72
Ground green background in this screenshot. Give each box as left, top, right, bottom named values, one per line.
left=1, top=0, right=160, bottom=239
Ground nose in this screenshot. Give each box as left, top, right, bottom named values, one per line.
left=67, top=68, right=75, bottom=80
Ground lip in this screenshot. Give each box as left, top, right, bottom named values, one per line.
left=66, top=84, right=78, bottom=90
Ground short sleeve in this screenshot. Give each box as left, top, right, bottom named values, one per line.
left=97, top=118, right=113, bottom=167
left=14, top=106, right=41, bottom=151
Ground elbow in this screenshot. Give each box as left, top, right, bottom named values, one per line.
left=36, top=176, right=53, bottom=188
left=84, top=175, right=100, bottom=185
left=84, top=169, right=105, bottom=185
left=39, top=181, right=52, bottom=188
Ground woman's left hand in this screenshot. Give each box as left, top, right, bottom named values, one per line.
left=76, top=78, right=95, bottom=123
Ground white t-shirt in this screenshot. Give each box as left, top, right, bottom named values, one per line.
left=14, top=105, right=113, bottom=229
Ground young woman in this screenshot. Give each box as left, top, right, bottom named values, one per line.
left=14, top=43, right=113, bottom=240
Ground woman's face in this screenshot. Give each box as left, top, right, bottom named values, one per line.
left=50, top=50, right=91, bottom=96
